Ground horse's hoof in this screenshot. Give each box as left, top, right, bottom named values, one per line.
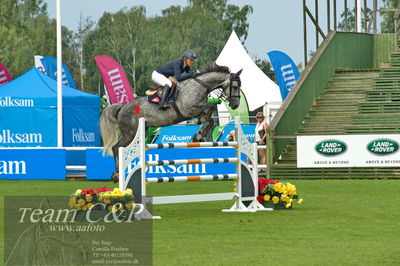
left=111, top=172, right=119, bottom=183
left=193, top=133, right=202, bottom=142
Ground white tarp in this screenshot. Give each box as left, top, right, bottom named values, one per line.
left=216, top=31, right=282, bottom=120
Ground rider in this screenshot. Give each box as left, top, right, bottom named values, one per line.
left=151, top=50, right=196, bottom=109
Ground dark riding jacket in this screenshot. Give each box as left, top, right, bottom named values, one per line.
left=156, top=59, right=193, bottom=82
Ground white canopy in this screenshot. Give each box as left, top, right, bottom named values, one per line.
left=216, top=31, right=282, bottom=116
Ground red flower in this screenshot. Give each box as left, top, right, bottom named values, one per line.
left=81, top=188, right=95, bottom=195
left=258, top=178, right=281, bottom=194
left=96, top=187, right=113, bottom=193
left=257, top=196, right=265, bottom=203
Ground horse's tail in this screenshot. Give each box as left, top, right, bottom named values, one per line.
left=100, top=104, right=124, bottom=156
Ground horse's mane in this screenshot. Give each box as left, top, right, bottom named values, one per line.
left=198, top=62, right=230, bottom=75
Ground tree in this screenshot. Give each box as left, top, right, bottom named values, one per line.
left=187, top=0, right=253, bottom=40
left=255, top=58, right=275, bottom=82
left=83, top=1, right=253, bottom=96
left=0, top=0, right=75, bottom=80
left=381, top=0, right=400, bottom=33
left=337, top=7, right=372, bottom=32
left=71, top=15, right=95, bottom=91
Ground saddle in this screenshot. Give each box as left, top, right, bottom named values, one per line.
left=146, top=81, right=178, bottom=104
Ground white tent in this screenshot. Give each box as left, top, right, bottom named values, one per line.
left=215, top=31, right=282, bottom=123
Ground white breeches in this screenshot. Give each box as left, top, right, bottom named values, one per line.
left=152, top=71, right=172, bottom=87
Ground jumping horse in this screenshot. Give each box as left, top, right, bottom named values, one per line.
left=100, top=62, right=242, bottom=181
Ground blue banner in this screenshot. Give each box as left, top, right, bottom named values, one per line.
left=63, top=107, right=101, bottom=147
left=119, top=148, right=240, bottom=179
left=0, top=149, right=65, bottom=180
left=40, top=56, right=77, bottom=88
left=86, top=148, right=115, bottom=180
left=217, top=123, right=256, bottom=143
left=87, top=147, right=250, bottom=180
left=153, top=125, right=201, bottom=144
left=267, top=51, right=300, bottom=100
left=0, top=107, right=57, bottom=147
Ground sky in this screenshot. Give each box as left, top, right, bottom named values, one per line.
left=43, top=0, right=382, bottom=68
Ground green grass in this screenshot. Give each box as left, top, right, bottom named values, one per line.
left=1, top=179, right=400, bottom=265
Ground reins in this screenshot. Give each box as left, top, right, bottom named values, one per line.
left=192, top=75, right=240, bottom=102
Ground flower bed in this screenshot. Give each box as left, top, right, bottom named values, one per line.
left=257, top=178, right=303, bottom=210
left=69, top=187, right=135, bottom=213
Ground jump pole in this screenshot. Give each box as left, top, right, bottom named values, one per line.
left=118, top=117, right=272, bottom=219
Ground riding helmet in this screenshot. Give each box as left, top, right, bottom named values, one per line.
left=183, top=50, right=197, bottom=60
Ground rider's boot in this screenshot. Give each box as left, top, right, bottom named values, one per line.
left=159, top=84, right=171, bottom=109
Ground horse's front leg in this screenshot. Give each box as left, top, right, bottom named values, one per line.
left=193, top=104, right=216, bottom=142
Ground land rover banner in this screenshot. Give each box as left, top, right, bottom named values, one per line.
left=297, top=135, right=400, bottom=167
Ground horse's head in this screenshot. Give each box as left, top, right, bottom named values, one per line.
left=223, top=69, right=242, bottom=110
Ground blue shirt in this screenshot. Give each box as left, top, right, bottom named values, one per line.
left=156, top=59, right=193, bottom=82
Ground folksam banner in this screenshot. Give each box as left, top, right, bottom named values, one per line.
left=153, top=125, right=201, bottom=144
left=267, top=51, right=300, bottom=100
left=94, top=55, right=135, bottom=104
left=40, top=56, right=77, bottom=88
left=0, top=62, right=12, bottom=85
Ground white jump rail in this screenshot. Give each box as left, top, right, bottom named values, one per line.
left=118, top=117, right=272, bottom=219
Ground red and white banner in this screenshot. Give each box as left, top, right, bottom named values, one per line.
left=94, top=55, right=134, bottom=104
left=0, top=62, right=12, bottom=85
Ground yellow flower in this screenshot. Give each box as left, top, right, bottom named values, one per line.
left=125, top=188, right=133, bottom=194
left=297, top=198, right=304, bottom=204
left=86, top=203, right=94, bottom=209
left=273, top=183, right=282, bottom=192
left=103, top=198, right=111, bottom=204
left=278, top=186, right=285, bottom=194
left=81, top=204, right=88, bottom=211
left=125, top=201, right=135, bottom=210
left=272, top=196, right=279, bottom=204
left=78, top=198, right=86, bottom=206
left=85, top=195, right=93, bottom=203
left=281, top=194, right=288, bottom=202
left=108, top=203, right=122, bottom=213
left=285, top=202, right=292, bottom=208
left=74, top=189, right=82, bottom=196
left=74, top=204, right=82, bottom=211
left=264, top=194, right=270, bottom=201
left=286, top=183, right=297, bottom=196
left=68, top=197, right=76, bottom=208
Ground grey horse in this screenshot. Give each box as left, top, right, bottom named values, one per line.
left=100, top=62, right=242, bottom=181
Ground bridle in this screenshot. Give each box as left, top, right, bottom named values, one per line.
left=192, top=73, right=241, bottom=102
